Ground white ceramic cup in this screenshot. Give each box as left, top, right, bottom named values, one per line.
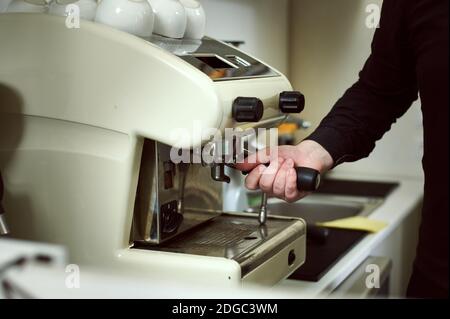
left=148, top=0, right=187, bottom=39
left=49, top=0, right=97, bottom=21
left=7, top=0, right=48, bottom=13
left=95, top=0, right=154, bottom=37
left=179, top=0, right=205, bottom=39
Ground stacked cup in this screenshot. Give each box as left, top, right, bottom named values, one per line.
left=48, top=0, right=97, bottom=21
left=95, top=0, right=155, bottom=37
left=4, top=0, right=206, bottom=40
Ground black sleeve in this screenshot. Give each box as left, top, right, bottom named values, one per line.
left=305, top=0, right=419, bottom=166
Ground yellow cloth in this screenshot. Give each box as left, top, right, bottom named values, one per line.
left=316, top=216, right=388, bottom=233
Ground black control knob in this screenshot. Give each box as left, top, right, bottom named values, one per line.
left=279, top=91, right=305, bottom=113
left=232, top=97, right=264, bottom=122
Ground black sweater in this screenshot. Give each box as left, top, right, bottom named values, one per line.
left=307, top=0, right=448, bottom=291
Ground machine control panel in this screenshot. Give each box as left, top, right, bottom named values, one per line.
left=148, top=36, right=280, bottom=81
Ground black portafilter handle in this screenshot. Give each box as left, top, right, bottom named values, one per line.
left=295, top=167, right=321, bottom=192
left=242, top=165, right=321, bottom=191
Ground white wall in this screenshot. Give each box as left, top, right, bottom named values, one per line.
left=198, top=0, right=290, bottom=74
left=289, top=0, right=424, bottom=179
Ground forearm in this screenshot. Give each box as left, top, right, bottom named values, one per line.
left=304, top=0, right=418, bottom=167
left=306, top=71, right=417, bottom=167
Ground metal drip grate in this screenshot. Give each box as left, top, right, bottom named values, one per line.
left=189, top=223, right=255, bottom=246
left=134, top=213, right=305, bottom=276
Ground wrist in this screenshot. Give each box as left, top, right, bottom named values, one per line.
left=295, top=140, right=334, bottom=173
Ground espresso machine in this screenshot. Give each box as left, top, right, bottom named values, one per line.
left=0, top=13, right=318, bottom=287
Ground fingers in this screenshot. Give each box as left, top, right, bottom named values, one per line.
left=244, top=164, right=266, bottom=190
left=244, top=158, right=284, bottom=192
left=259, top=158, right=284, bottom=194
left=244, top=158, right=307, bottom=203
left=273, top=158, right=294, bottom=198
left=285, top=167, right=301, bottom=202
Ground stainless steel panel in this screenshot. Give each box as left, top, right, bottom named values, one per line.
left=131, top=140, right=222, bottom=245
left=146, top=36, right=280, bottom=81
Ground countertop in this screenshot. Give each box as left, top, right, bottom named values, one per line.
left=277, top=171, right=424, bottom=297
left=0, top=172, right=424, bottom=299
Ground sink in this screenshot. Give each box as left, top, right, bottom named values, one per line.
left=316, top=178, right=398, bottom=198
left=246, top=177, right=398, bottom=224
left=263, top=195, right=383, bottom=224
left=244, top=178, right=398, bottom=282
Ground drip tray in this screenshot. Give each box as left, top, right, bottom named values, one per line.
left=133, top=212, right=306, bottom=276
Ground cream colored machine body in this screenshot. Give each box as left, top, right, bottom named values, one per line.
left=0, top=14, right=306, bottom=287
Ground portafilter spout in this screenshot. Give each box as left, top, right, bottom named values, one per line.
left=257, top=167, right=321, bottom=225
left=211, top=163, right=231, bottom=184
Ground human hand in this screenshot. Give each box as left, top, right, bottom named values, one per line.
left=234, top=140, right=333, bottom=202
